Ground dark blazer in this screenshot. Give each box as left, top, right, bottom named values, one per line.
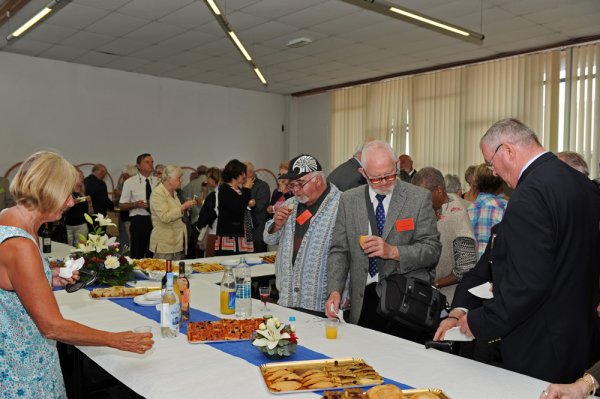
left=326, top=157, right=366, bottom=192
left=455, top=152, right=600, bottom=383
left=250, top=178, right=270, bottom=242
left=84, top=174, right=114, bottom=216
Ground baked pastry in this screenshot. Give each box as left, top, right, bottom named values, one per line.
left=366, top=384, right=404, bottom=399
left=271, top=380, right=302, bottom=391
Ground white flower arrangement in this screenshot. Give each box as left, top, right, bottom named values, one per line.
left=252, top=317, right=298, bottom=358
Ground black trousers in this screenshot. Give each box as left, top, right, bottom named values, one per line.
left=129, top=215, right=152, bottom=259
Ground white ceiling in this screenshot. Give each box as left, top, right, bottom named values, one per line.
left=1, top=0, right=599, bottom=95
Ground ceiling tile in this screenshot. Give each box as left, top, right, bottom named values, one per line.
left=85, top=12, right=150, bottom=36
left=135, top=61, right=179, bottom=75
left=158, top=2, right=214, bottom=29
left=39, top=44, right=89, bottom=61
left=117, top=0, right=196, bottom=21
left=123, top=22, right=187, bottom=44
left=158, top=30, right=220, bottom=51
left=278, top=1, right=361, bottom=28
left=24, top=24, right=79, bottom=44
left=61, top=31, right=115, bottom=49
left=45, top=3, right=111, bottom=30
left=98, top=38, right=150, bottom=56
left=4, top=38, right=53, bottom=56
left=239, top=0, right=323, bottom=20
left=105, top=56, right=150, bottom=71
left=73, top=50, right=119, bottom=67
left=73, top=0, right=131, bottom=11
left=130, top=45, right=184, bottom=62
left=237, top=21, right=299, bottom=43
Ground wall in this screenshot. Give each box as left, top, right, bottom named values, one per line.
left=0, top=52, right=287, bottom=187
left=289, top=92, right=332, bottom=173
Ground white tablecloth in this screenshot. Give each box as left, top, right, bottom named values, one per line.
left=54, top=253, right=549, bottom=399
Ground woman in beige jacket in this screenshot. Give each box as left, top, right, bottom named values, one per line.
left=149, top=165, right=196, bottom=260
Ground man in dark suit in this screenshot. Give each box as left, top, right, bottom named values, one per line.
left=327, top=144, right=367, bottom=192
left=325, top=140, right=441, bottom=341
left=244, top=161, right=270, bottom=253
left=399, top=154, right=416, bottom=180
left=435, top=119, right=600, bottom=383
left=84, top=164, right=114, bottom=217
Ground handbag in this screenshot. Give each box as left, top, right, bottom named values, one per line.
left=376, top=273, right=447, bottom=332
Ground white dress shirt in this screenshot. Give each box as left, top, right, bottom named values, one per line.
left=119, top=174, right=158, bottom=217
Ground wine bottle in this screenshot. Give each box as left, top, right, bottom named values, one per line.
left=42, top=223, right=52, bottom=253
left=161, top=272, right=180, bottom=338
left=178, top=261, right=190, bottom=321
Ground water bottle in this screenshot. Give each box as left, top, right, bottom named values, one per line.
left=235, top=257, right=252, bottom=318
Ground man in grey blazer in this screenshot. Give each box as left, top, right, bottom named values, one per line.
left=325, top=140, right=441, bottom=339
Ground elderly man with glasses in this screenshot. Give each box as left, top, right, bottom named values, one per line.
left=325, top=140, right=441, bottom=342
left=436, top=119, right=600, bottom=384
left=263, top=154, right=341, bottom=317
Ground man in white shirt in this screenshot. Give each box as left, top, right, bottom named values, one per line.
left=119, top=153, right=157, bottom=259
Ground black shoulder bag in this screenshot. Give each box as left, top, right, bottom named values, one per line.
left=364, top=186, right=446, bottom=332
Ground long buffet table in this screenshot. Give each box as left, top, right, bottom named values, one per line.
left=54, top=252, right=550, bottom=399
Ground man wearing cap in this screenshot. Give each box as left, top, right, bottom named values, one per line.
left=325, top=140, right=441, bottom=341
left=264, top=155, right=341, bottom=317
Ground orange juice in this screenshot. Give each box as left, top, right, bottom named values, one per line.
left=220, top=290, right=235, bottom=314
left=325, top=325, right=338, bottom=339
left=359, top=235, right=368, bottom=249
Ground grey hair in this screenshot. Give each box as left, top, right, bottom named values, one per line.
left=412, top=167, right=445, bottom=193
left=160, top=165, right=182, bottom=183
left=361, top=140, right=397, bottom=168
left=123, top=164, right=138, bottom=176
left=481, top=118, right=541, bottom=149
left=556, top=151, right=589, bottom=176
left=445, top=174, right=462, bottom=194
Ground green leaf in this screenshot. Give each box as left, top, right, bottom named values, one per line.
left=84, top=213, right=94, bottom=225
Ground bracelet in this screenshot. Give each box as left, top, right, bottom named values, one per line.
left=578, top=375, right=594, bottom=397
left=446, top=316, right=459, bottom=321
left=583, top=373, right=597, bottom=397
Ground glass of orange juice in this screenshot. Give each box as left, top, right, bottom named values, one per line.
left=325, top=318, right=339, bottom=339
left=359, top=235, right=368, bottom=249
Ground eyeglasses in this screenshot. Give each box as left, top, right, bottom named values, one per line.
left=486, top=143, right=505, bottom=171
left=287, top=175, right=316, bottom=191
left=364, top=171, right=398, bottom=185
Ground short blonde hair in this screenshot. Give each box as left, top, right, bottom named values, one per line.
left=10, top=151, right=78, bottom=214
left=160, top=165, right=182, bottom=183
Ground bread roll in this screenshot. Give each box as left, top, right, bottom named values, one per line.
left=366, top=384, right=404, bottom=399
left=412, top=392, right=438, bottom=399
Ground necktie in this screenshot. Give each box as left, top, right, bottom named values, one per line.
left=145, top=178, right=152, bottom=210
left=368, top=194, right=386, bottom=277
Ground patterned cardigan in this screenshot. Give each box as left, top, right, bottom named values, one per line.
left=264, top=185, right=341, bottom=312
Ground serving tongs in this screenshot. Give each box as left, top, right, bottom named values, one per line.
left=65, top=269, right=98, bottom=293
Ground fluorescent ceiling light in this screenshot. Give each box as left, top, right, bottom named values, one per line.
left=6, top=0, right=70, bottom=42
left=206, top=0, right=221, bottom=15
left=11, top=7, right=52, bottom=37
left=203, top=0, right=268, bottom=86
left=254, top=68, right=267, bottom=85
left=390, top=7, right=469, bottom=37
left=228, top=31, right=252, bottom=61
left=339, top=0, right=484, bottom=43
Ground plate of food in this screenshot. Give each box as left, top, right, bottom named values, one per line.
left=322, top=386, right=451, bottom=398
left=260, top=254, right=276, bottom=264
left=90, top=286, right=153, bottom=299
left=187, top=318, right=263, bottom=343
left=259, top=358, right=384, bottom=394
left=191, top=263, right=224, bottom=274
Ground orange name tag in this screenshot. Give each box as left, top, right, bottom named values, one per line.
left=296, top=209, right=313, bottom=225
left=395, top=218, right=414, bottom=232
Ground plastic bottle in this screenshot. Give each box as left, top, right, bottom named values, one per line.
left=220, top=265, right=236, bottom=315
left=235, top=257, right=252, bottom=318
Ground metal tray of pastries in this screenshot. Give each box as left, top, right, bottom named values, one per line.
left=259, top=357, right=384, bottom=394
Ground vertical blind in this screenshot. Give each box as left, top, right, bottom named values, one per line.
left=330, top=41, right=600, bottom=180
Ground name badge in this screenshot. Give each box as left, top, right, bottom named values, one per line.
left=296, top=209, right=313, bottom=225
left=395, top=218, right=414, bottom=232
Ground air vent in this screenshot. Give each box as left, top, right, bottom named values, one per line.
left=286, top=37, right=312, bottom=48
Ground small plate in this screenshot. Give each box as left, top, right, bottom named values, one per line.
left=134, top=293, right=161, bottom=306
left=220, top=259, right=240, bottom=267
left=245, top=257, right=262, bottom=265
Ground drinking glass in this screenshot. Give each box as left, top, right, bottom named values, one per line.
left=259, top=286, right=271, bottom=311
